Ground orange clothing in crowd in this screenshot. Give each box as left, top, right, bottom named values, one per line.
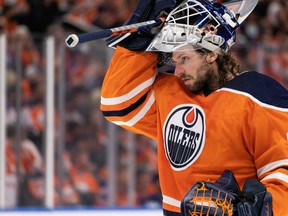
left=54, top=176, right=80, bottom=206
left=6, top=139, right=43, bottom=175
left=69, top=165, right=99, bottom=194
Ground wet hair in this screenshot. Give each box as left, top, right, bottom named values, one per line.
left=196, top=48, right=240, bottom=87
left=216, top=52, right=240, bottom=86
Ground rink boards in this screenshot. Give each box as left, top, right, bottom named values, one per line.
left=0, top=208, right=162, bottom=216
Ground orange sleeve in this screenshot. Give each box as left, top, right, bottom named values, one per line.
left=242, top=100, right=288, bottom=215
left=100, top=46, right=159, bottom=140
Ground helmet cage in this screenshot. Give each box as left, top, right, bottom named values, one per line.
left=146, top=0, right=240, bottom=54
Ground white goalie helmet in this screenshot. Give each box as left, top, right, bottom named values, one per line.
left=146, top=0, right=241, bottom=54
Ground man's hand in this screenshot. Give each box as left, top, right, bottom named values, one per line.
left=106, top=0, right=180, bottom=51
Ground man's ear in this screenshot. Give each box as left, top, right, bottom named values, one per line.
left=205, top=52, right=218, bottom=64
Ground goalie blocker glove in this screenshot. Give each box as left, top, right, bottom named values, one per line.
left=237, top=180, right=273, bottom=216
left=181, top=170, right=273, bottom=216
left=105, top=0, right=182, bottom=51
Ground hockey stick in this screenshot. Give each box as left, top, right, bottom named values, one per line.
left=65, top=18, right=165, bottom=48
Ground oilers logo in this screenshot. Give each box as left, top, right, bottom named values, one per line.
left=163, top=104, right=206, bottom=171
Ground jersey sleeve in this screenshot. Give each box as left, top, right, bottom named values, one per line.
left=100, top=46, right=159, bottom=140
left=242, top=95, right=288, bottom=215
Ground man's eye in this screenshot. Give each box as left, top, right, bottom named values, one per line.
left=181, top=56, right=189, bottom=64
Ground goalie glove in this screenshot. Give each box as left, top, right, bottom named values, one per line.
left=105, top=0, right=182, bottom=51
left=181, top=170, right=240, bottom=216
left=180, top=170, right=273, bottom=216
left=237, top=180, right=273, bottom=216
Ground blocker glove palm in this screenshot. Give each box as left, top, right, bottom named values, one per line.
left=105, top=0, right=182, bottom=51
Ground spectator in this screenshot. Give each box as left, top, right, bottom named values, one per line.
left=6, top=125, right=45, bottom=207
left=69, top=147, right=100, bottom=206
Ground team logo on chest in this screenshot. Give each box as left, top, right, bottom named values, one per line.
left=163, top=104, right=206, bottom=171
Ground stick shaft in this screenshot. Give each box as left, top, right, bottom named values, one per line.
left=65, top=18, right=164, bottom=47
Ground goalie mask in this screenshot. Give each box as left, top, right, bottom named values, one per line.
left=146, top=0, right=240, bottom=55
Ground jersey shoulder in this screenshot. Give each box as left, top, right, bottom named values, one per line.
left=224, top=71, right=288, bottom=108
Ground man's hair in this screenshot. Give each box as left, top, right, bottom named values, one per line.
left=216, top=52, right=240, bottom=87
left=197, top=49, right=240, bottom=87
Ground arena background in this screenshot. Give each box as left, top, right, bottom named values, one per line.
left=0, top=0, right=287, bottom=214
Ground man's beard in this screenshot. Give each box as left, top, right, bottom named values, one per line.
left=182, top=64, right=218, bottom=95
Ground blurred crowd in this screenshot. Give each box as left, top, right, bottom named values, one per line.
left=1, top=0, right=288, bottom=209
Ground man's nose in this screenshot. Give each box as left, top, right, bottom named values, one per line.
left=174, top=64, right=185, bottom=76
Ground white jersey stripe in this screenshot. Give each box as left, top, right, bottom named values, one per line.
left=162, top=195, right=181, bottom=208
left=112, top=90, right=155, bottom=126
left=261, top=172, right=288, bottom=184
left=101, top=74, right=156, bottom=105
left=257, top=159, right=288, bottom=177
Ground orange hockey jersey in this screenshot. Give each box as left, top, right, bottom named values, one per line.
left=100, top=46, right=288, bottom=215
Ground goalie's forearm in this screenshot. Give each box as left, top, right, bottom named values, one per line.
left=100, top=46, right=157, bottom=102
left=100, top=46, right=158, bottom=138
